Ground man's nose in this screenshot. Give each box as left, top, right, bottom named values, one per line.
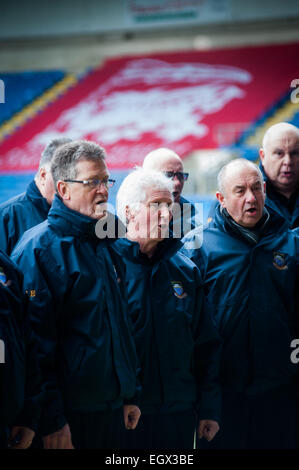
left=173, top=175, right=182, bottom=188
left=159, top=206, right=171, bottom=220
left=245, top=189, right=256, bottom=202
left=282, top=152, right=292, bottom=165
left=95, top=183, right=108, bottom=194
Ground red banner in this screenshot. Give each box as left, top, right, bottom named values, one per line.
left=0, top=43, right=298, bottom=171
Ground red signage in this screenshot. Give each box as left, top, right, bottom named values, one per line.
left=0, top=42, right=298, bottom=171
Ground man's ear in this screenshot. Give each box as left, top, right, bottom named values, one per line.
left=216, top=191, right=225, bottom=208
left=125, top=206, right=134, bottom=224
left=259, top=148, right=265, bottom=164
left=38, top=167, right=47, bottom=186
left=57, top=180, right=70, bottom=200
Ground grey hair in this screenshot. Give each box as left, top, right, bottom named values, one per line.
left=116, top=167, right=174, bottom=225
left=39, top=137, right=73, bottom=169
left=51, top=140, right=106, bottom=189
left=217, top=158, right=264, bottom=195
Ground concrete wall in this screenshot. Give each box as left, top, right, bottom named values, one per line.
left=1, top=0, right=299, bottom=39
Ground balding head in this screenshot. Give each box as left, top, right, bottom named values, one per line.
left=216, top=158, right=266, bottom=228
left=262, top=122, right=299, bottom=150
left=143, top=148, right=183, bottom=170
left=143, top=148, right=186, bottom=203
left=217, top=158, right=264, bottom=196
left=260, top=122, right=299, bottom=198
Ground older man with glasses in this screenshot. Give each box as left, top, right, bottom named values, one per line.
left=143, top=148, right=198, bottom=238
left=12, top=140, right=141, bottom=449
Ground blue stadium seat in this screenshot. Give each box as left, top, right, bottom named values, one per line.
left=0, top=70, right=65, bottom=125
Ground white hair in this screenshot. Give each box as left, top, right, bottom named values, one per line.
left=217, top=158, right=264, bottom=194
left=117, top=167, right=174, bottom=225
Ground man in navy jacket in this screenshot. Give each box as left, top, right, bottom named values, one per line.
left=0, top=137, right=72, bottom=254
left=115, top=168, right=221, bottom=449
left=12, top=140, right=140, bottom=449
left=183, top=158, right=299, bottom=449
left=0, top=250, right=41, bottom=449
left=259, top=122, right=299, bottom=229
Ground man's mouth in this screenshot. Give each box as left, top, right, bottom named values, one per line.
left=281, top=171, right=294, bottom=178
left=245, top=207, right=257, bottom=214
left=94, top=201, right=108, bottom=218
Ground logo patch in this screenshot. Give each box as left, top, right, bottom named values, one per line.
left=25, top=289, right=36, bottom=298
left=273, top=252, right=288, bottom=270
left=171, top=281, right=187, bottom=299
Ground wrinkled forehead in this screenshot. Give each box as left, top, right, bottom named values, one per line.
left=155, top=156, right=183, bottom=172
left=225, top=166, right=263, bottom=189
left=144, top=186, right=173, bottom=205
left=266, top=129, right=299, bottom=150
left=75, top=158, right=108, bottom=177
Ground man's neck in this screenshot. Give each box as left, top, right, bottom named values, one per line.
left=126, top=231, right=159, bottom=259
left=34, top=178, right=44, bottom=198
left=269, top=181, right=297, bottom=200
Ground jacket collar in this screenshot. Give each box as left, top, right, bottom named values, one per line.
left=48, top=195, right=99, bottom=241
left=115, top=236, right=182, bottom=265
left=213, top=202, right=288, bottom=241
left=26, top=179, right=51, bottom=212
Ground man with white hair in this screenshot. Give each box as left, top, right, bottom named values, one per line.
left=0, top=137, right=72, bottom=254
left=259, top=122, right=299, bottom=228
left=143, top=148, right=197, bottom=238
left=115, top=167, right=221, bottom=449
left=183, top=158, right=299, bottom=449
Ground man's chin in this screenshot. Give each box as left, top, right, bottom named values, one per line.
left=172, top=192, right=181, bottom=203
left=93, top=203, right=108, bottom=220
left=242, top=216, right=261, bottom=228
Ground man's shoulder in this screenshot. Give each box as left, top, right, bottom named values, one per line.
left=0, top=249, right=21, bottom=275
left=0, top=191, right=27, bottom=213
left=12, top=220, right=55, bottom=258
left=166, top=244, right=201, bottom=276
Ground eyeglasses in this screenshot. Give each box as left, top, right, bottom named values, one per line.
left=64, top=178, right=116, bottom=189
left=163, top=171, right=189, bottom=181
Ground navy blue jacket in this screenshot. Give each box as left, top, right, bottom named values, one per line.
left=114, top=237, right=221, bottom=421
left=12, top=196, right=139, bottom=436
left=182, top=205, right=299, bottom=395
left=0, top=250, right=41, bottom=433
left=260, top=164, right=299, bottom=229
left=0, top=180, right=50, bottom=255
